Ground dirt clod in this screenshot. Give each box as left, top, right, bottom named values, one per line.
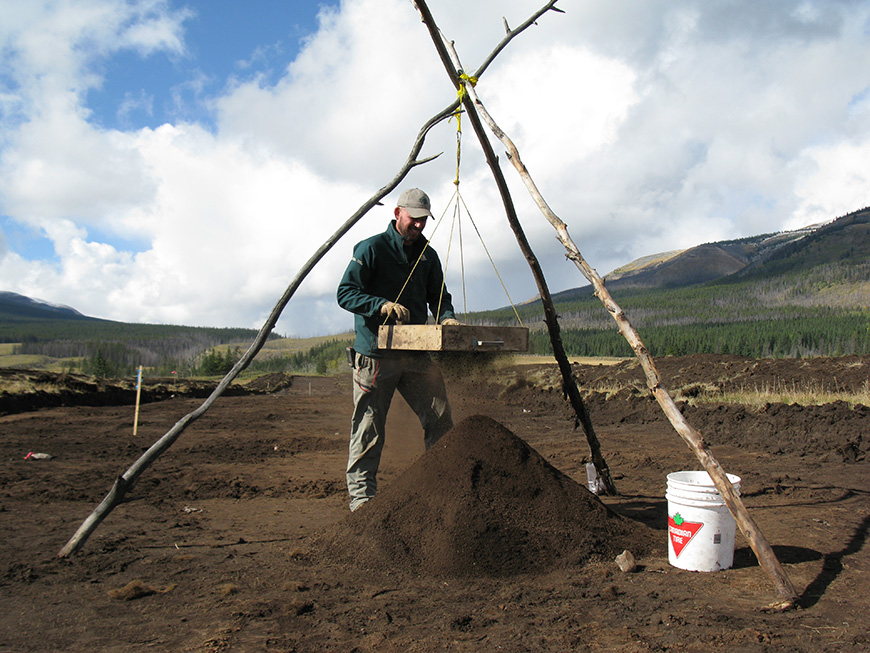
left=107, top=579, right=175, bottom=601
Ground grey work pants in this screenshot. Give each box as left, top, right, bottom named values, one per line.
left=347, top=351, right=453, bottom=511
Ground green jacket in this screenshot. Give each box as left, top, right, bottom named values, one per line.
left=337, top=221, right=456, bottom=356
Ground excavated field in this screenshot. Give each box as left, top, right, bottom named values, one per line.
left=0, top=354, right=868, bottom=651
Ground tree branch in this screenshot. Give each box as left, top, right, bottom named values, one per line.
left=412, top=0, right=618, bottom=496
left=58, top=1, right=555, bottom=558
left=430, top=6, right=799, bottom=611
left=58, top=108, right=457, bottom=558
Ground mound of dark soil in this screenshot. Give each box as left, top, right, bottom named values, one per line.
left=316, top=415, right=658, bottom=578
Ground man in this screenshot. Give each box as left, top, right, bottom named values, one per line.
left=337, top=188, right=460, bottom=511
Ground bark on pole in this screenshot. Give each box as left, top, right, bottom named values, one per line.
left=413, top=0, right=617, bottom=496
left=58, top=6, right=553, bottom=559
left=411, top=0, right=799, bottom=610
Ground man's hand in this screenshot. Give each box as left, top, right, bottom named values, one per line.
left=441, top=318, right=461, bottom=326
left=380, top=301, right=410, bottom=324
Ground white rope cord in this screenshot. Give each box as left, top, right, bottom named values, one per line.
left=386, top=188, right=525, bottom=328
left=456, top=190, right=525, bottom=327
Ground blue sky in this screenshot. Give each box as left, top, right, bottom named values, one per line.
left=89, top=1, right=331, bottom=131
left=1, top=0, right=869, bottom=336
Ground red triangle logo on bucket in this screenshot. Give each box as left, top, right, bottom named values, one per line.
left=668, top=512, right=703, bottom=557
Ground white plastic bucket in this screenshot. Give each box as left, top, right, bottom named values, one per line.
left=666, top=471, right=741, bottom=572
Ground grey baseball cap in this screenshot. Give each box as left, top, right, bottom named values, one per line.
left=397, top=188, right=432, bottom=218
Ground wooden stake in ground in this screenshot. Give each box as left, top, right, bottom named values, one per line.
left=412, top=0, right=799, bottom=610
left=133, top=365, right=143, bottom=436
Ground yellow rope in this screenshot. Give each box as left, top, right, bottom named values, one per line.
left=458, top=73, right=478, bottom=96
left=453, top=73, right=477, bottom=187
left=454, top=115, right=462, bottom=187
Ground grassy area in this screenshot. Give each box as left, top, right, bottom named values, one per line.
left=510, top=359, right=870, bottom=409
left=576, top=376, right=870, bottom=409
left=0, top=334, right=355, bottom=377
left=686, top=380, right=870, bottom=410
left=254, top=333, right=353, bottom=357
left=0, top=345, right=79, bottom=372
left=0, top=354, right=57, bottom=369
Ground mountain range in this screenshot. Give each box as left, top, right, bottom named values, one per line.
left=0, top=291, right=91, bottom=322
left=1, top=206, right=867, bottom=359
left=534, top=206, right=868, bottom=304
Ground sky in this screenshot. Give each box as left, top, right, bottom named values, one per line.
left=1, top=0, right=869, bottom=337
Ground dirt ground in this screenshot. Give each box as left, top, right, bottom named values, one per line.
left=0, top=354, right=868, bottom=651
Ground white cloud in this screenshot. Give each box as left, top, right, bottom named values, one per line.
left=485, top=45, right=639, bottom=175
left=215, top=0, right=452, bottom=186
left=790, top=139, right=870, bottom=228
left=0, top=0, right=869, bottom=335
left=120, top=4, right=189, bottom=55
left=2, top=117, right=372, bottom=332
left=117, top=89, right=154, bottom=125
left=0, top=106, right=156, bottom=225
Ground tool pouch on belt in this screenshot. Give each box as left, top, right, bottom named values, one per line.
left=345, top=346, right=356, bottom=368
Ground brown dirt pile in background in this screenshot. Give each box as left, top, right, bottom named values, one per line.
left=316, top=414, right=658, bottom=578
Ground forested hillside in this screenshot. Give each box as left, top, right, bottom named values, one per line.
left=472, top=208, right=869, bottom=358
left=0, top=291, right=265, bottom=369
left=1, top=319, right=266, bottom=377
left=1, top=209, right=866, bottom=373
